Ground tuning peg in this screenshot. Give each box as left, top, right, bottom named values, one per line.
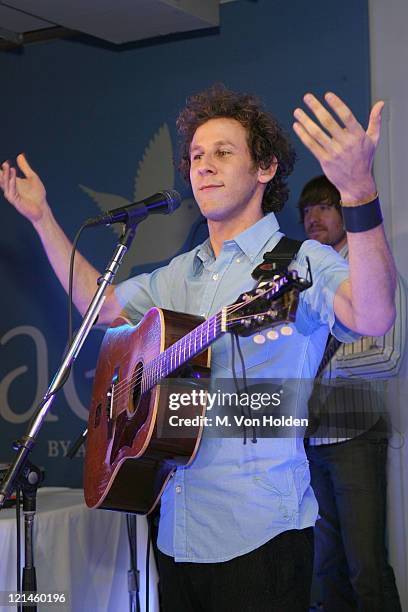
left=280, top=325, right=293, bottom=336
left=266, top=330, right=279, bottom=341
left=253, top=334, right=266, bottom=344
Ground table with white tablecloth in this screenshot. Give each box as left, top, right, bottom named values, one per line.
left=0, top=488, right=159, bottom=612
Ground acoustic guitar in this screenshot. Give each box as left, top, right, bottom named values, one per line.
left=84, top=270, right=309, bottom=514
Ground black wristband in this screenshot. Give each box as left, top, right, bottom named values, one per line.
left=342, top=195, right=383, bottom=233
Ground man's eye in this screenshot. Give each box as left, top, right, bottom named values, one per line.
left=218, top=150, right=231, bottom=157
left=192, top=154, right=203, bottom=161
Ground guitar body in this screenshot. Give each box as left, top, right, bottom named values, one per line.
left=84, top=308, right=210, bottom=515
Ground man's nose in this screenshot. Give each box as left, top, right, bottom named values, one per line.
left=197, top=154, right=216, bottom=175
left=307, top=207, right=321, bottom=223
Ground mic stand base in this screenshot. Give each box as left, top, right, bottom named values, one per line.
left=16, top=462, right=43, bottom=612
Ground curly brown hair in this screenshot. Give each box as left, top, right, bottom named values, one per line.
left=176, top=84, right=296, bottom=214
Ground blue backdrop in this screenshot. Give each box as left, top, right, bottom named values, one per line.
left=0, top=0, right=371, bottom=487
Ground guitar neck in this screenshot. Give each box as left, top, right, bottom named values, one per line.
left=141, top=312, right=223, bottom=392
left=140, top=272, right=307, bottom=392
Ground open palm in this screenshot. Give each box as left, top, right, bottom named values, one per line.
left=0, top=154, right=47, bottom=223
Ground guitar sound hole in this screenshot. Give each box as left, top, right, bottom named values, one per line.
left=130, top=360, right=143, bottom=415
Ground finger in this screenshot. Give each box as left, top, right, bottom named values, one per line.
left=366, top=100, right=384, bottom=148
left=1, top=161, right=10, bottom=183
left=16, top=153, right=35, bottom=178
left=293, top=107, right=335, bottom=150
left=292, top=121, right=328, bottom=162
left=303, top=93, right=347, bottom=140
left=323, top=92, right=361, bottom=134
left=1, top=162, right=10, bottom=193
left=8, top=167, right=17, bottom=199
left=3, top=166, right=15, bottom=200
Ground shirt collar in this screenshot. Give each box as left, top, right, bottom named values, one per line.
left=195, top=213, right=281, bottom=266
left=196, top=238, right=213, bottom=265
left=338, top=243, right=349, bottom=259
left=234, top=213, right=280, bottom=262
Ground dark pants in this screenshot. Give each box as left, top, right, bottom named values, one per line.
left=158, top=527, right=314, bottom=612
left=306, top=434, right=401, bottom=612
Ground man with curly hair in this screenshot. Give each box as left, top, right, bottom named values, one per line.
left=0, top=85, right=396, bottom=611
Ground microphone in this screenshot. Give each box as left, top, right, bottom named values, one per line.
left=85, top=190, right=181, bottom=227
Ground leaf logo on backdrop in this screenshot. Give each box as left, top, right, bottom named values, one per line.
left=79, top=123, right=200, bottom=281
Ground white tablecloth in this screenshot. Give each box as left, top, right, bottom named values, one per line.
left=0, top=488, right=159, bottom=611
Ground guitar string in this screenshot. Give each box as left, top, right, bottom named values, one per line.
left=110, top=308, right=278, bottom=407
left=108, top=283, right=285, bottom=404
left=110, top=284, right=283, bottom=405
left=108, top=295, right=260, bottom=399
left=110, top=289, right=284, bottom=406
left=111, top=311, right=224, bottom=404
left=110, top=311, right=220, bottom=396
left=108, top=284, right=279, bottom=401
left=109, top=321, right=214, bottom=401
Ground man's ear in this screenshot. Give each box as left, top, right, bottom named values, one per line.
left=258, top=156, right=278, bottom=184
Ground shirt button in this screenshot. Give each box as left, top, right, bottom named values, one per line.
left=212, top=273, right=218, bottom=281
left=175, top=485, right=182, bottom=494
left=236, top=258, right=241, bottom=263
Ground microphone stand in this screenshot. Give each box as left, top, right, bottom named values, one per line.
left=19, top=462, right=44, bottom=612
left=0, top=219, right=139, bottom=600
left=126, top=514, right=141, bottom=612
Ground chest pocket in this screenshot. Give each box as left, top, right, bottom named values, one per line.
left=210, top=332, right=276, bottom=374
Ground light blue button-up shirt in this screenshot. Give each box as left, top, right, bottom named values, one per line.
left=116, top=213, right=356, bottom=562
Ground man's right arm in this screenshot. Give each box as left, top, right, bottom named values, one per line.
left=1, top=154, right=122, bottom=325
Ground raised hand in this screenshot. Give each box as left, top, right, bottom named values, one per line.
left=0, top=153, right=48, bottom=223
left=293, top=92, right=384, bottom=204
left=0, top=153, right=123, bottom=323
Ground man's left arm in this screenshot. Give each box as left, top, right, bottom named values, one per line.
left=293, top=92, right=396, bottom=336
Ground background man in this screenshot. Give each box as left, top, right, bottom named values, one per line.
left=0, top=86, right=396, bottom=611
left=299, top=174, right=405, bottom=611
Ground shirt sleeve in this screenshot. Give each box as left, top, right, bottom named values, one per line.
left=113, top=248, right=197, bottom=323
left=114, top=265, right=172, bottom=324
left=291, top=239, right=360, bottom=343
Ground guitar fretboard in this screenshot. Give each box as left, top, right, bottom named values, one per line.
left=139, top=274, right=292, bottom=393
left=141, top=313, right=221, bottom=392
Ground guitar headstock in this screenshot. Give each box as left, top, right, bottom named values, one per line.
left=222, top=270, right=312, bottom=338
